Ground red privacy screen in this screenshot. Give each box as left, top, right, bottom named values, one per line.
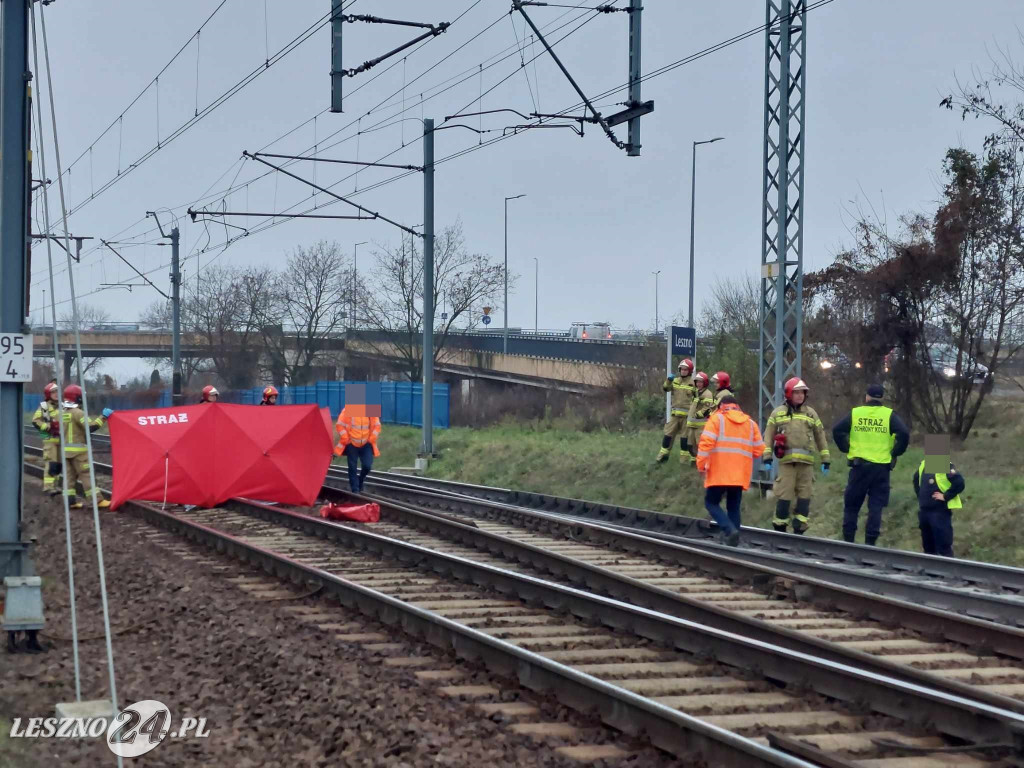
left=108, top=403, right=334, bottom=509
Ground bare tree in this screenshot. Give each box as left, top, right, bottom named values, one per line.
left=358, top=221, right=510, bottom=381
left=690, top=276, right=760, bottom=343
left=258, top=241, right=350, bottom=386
left=139, top=299, right=206, bottom=386
left=183, top=265, right=274, bottom=389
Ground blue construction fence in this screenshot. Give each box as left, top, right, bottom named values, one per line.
left=24, top=380, right=450, bottom=429
left=232, top=381, right=449, bottom=428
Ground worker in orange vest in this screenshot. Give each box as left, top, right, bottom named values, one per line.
left=696, top=396, right=763, bottom=546
left=333, top=405, right=382, bottom=493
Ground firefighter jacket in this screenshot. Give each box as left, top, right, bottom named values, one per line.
left=32, top=401, right=61, bottom=443
left=696, top=404, right=763, bottom=490
left=714, top=387, right=735, bottom=407
left=686, top=387, right=716, bottom=429
left=662, top=377, right=696, bottom=416
left=334, top=407, right=382, bottom=457
left=761, top=403, right=831, bottom=465
left=61, top=403, right=106, bottom=455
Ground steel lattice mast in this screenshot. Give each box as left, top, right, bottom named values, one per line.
left=759, top=0, right=807, bottom=431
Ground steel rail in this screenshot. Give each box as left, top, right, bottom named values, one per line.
left=22, top=454, right=1024, bottom=760
left=364, top=470, right=1024, bottom=615
left=359, top=475, right=1024, bottom=654
left=318, top=483, right=1024, bottom=715
left=195, top=497, right=1024, bottom=752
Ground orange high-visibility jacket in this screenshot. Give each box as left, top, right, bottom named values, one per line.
left=696, top=404, right=763, bottom=490
left=334, top=407, right=382, bottom=457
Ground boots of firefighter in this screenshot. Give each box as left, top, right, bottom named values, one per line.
left=656, top=435, right=671, bottom=463
left=97, top=498, right=111, bottom=509
left=771, top=499, right=791, bottom=533
left=679, top=438, right=692, bottom=466
left=792, top=499, right=811, bottom=535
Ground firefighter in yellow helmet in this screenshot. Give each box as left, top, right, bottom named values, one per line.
left=656, top=358, right=696, bottom=465
left=31, top=381, right=62, bottom=495
left=761, top=377, right=830, bottom=534
left=685, top=372, right=716, bottom=466
left=60, top=385, right=112, bottom=509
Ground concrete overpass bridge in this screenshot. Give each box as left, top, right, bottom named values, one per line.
left=31, top=328, right=656, bottom=391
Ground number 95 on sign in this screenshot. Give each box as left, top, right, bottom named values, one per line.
left=0, top=333, right=32, bottom=382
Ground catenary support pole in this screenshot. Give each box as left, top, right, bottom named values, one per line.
left=626, top=0, right=643, bottom=156
left=421, top=119, right=434, bottom=456
left=330, top=0, right=344, bottom=112
left=171, top=225, right=182, bottom=406
left=0, top=0, right=31, bottom=578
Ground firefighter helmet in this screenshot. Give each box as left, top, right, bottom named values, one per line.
left=63, top=384, right=83, bottom=404
left=678, top=358, right=694, bottom=373
left=44, top=382, right=59, bottom=399
left=201, top=385, right=219, bottom=402
left=263, top=386, right=278, bottom=399
left=712, top=371, right=730, bottom=390
left=693, top=371, right=709, bottom=389
left=784, top=377, right=809, bottom=402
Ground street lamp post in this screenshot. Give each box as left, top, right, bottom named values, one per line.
left=533, top=256, right=538, bottom=334
left=688, top=137, right=725, bottom=327
left=504, top=194, right=525, bottom=353
left=352, top=241, right=367, bottom=331
left=652, top=270, right=661, bottom=333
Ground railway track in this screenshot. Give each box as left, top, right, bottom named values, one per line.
left=360, top=470, right=1024, bottom=627
left=21, top=450, right=1024, bottom=766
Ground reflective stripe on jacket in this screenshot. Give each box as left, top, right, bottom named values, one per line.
left=663, top=377, right=696, bottom=416
left=686, top=388, right=716, bottom=429
left=761, top=404, right=830, bottom=464
left=61, top=404, right=105, bottom=454
left=32, top=401, right=61, bottom=443
left=335, top=407, right=382, bottom=457
left=696, top=405, right=763, bottom=490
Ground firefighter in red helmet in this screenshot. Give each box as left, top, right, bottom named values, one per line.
left=656, top=358, right=696, bottom=465
left=200, top=385, right=219, bottom=404
left=685, top=372, right=716, bottom=464
left=711, top=371, right=733, bottom=409
left=761, top=377, right=830, bottom=534
left=260, top=386, right=278, bottom=406
left=60, top=384, right=113, bottom=509
left=31, top=381, right=62, bottom=495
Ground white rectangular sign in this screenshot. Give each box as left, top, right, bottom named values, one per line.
left=0, top=333, right=33, bottom=382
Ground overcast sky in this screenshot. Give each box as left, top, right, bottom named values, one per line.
left=28, top=0, right=1022, bottom=382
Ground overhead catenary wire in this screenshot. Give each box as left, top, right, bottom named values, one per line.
left=44, top=0, right=836, bottom=311
left=36, top=3, right=123, bottom=760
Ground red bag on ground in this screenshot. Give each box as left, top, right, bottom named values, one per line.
left=319, top=502, right=380, bottom=523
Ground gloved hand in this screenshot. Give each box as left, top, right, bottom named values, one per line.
left=101, top=408, right=114, bottom=419
left=762, top=458, right=773, bottom=472
left=821, top=463, right=830, bottom=476
left=667, top=374, right=676, bottom=381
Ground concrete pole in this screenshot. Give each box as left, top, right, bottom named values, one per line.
left=421, top=119, right=434, bottom=456
left=533, top=257, right=538, bottom=334
left=171, top=226, right=182, bottom=405
left=0, top=0, right=31, bottom=577
left=688, top=141, right=697, bottom=329
left=503, top=194, right=524, bottom=351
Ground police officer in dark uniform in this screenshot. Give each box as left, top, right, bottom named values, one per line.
left=831, top=383, right=910, bottom=545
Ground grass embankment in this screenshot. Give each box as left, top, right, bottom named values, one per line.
left=354, top=403, right=1024, bottom=568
